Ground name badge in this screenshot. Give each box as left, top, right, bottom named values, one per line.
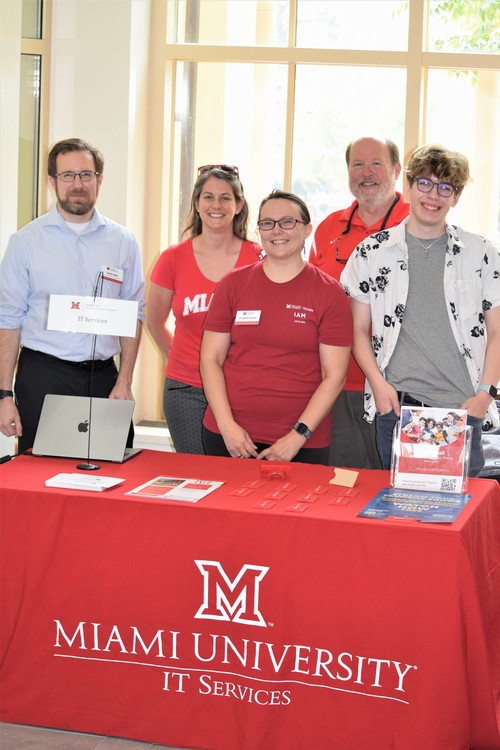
left=235, top=310, right=261, bottom=325
left=101, top=265, right=123, bottom=284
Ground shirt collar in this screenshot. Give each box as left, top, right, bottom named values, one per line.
left=44, top=203, right=105, bottom=233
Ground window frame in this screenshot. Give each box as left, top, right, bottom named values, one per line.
left=20, top=0, right=52, bottom=221
left=160, top=0, right=499, bottom=246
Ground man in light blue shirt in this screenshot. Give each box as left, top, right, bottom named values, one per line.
left=0, top=138, right=146, bottom=452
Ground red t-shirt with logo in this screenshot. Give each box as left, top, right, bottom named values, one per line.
left=309, top=192, right=410, bottom=390
left=202, top=261, right=353, bottom=448
left=150, top=238, right=261, bottom=388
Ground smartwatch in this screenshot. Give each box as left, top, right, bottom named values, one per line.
left=477, top=384, right=498, bottom=399
left=293, top=422, right=313, bottom=440
left=0, top=390, right=13, bottom=399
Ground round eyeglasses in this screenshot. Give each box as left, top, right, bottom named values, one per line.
left=54, top=171, right=100, bottom=183
left=257, top=218, right=306, bottom=231
left=415, top=178, right=456, bottom=198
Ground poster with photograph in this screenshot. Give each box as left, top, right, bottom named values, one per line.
left=390, top=406, right=470, bottom=493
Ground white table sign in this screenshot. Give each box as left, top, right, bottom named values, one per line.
left=47, top=295, right=138, bottom=337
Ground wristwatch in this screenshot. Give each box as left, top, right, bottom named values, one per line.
left=293, top=422, right=313, bottom=440
left=477, top=384, right=498, bottom=399
left=0, top=390, right=13, bottom=399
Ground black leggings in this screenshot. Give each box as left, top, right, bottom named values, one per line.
left=202, top=427, right=329, bottom=465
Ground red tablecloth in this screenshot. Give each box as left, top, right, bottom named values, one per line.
left=1, top=451, right=500, bottom=750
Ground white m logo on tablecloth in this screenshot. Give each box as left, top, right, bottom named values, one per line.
left=194, top=560, right=269, bottom=627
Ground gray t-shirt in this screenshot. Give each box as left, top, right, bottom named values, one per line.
left=385, top=231, right=474, bottom=407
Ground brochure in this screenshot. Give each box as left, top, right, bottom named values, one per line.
left=390, top=406, right=470, bottom=493
left=46, top=474, right=125, bottom=492
left=358, top=487, right=470, bottom=523
left=126, top=476, right=223, bottom=503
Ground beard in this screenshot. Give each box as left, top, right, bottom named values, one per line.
left=55, top=180, right=99, bottom=217
left=58, top=191, right=96, bottom=216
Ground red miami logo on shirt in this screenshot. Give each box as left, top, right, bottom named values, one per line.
left=71, top=301, right=80, bottom=309
left=194, top=560, right=269, bottom=627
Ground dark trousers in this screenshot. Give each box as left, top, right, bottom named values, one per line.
left=15, top=347, right=133, bottom=453
left=329, top=389, right=382, bottom=469
left=202, top=426, right=329, bottom=465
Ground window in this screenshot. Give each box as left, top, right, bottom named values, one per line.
left=18, top=53, right=41, bottom=228
left=163, top=0, right=500, bottom=246
left=19, top=0, right=50, bottom=228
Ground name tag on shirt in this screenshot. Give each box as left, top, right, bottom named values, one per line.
left=235, top=310, right=261, bottom=325
left=101, top=265, right=123, bottom=283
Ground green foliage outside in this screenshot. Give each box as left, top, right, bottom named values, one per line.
left=430, top=0, right=499, bottom=53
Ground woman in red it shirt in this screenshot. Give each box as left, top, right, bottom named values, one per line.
left=147, top=166, right=262, bottom=454
left=200, top=190, right=352, bottom=465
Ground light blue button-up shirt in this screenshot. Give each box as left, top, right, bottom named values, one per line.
left=0, top=204, right=146, bottom=361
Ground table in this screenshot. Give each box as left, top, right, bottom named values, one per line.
left=1, top=450, right=499, bottom=750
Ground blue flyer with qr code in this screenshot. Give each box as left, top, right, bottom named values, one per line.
left=358, top=488, right=471, bottom=523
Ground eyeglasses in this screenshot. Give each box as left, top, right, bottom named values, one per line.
left=335, top=234, right=350, bottom=265
left=54, top=171, right=100, bottom=183
left=257, top=218, right=306, bottom=231
left=415, top=178, right=456, bottom=198
left=197, top=164, right=239, bottom=176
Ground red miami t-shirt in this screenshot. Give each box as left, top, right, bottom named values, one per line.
left=150, top=238, right=261, bottom=388
left=202, top=261, right=353, bottom=448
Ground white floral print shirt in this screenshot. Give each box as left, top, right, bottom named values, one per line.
left=340, top=217, right=500, bottom=428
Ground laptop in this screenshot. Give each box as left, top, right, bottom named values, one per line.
left=32, top=394, right=142, bottom=462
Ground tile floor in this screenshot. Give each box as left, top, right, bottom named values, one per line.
left=0, top=722, right=195, bottom=750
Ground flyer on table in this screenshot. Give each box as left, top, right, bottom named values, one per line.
left=359, top=487, right=470, bottom=523
left=391, top=406, right=469, bottom=493
left=127, top=476, right=223, bottom=503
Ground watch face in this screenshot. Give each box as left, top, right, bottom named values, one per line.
left=294, top=422, right=311, bottom=438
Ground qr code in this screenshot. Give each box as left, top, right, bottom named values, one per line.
left=440, top=477, right=458, bottom=492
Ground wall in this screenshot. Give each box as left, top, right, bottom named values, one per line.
left=0, top=0, right=22, bottom=255
left=48, top=0, right=160, bottom=423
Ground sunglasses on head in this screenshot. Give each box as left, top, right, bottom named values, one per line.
left=197, top=164, right=239, bottom=176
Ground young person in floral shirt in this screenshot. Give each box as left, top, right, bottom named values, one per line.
left=340, top=144, right=500, bottom=476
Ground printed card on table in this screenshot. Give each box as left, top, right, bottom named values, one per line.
left=391, top=406, right=470, bottom=494
left=126, top=476, right=223, bottom=503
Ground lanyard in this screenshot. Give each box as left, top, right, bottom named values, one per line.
left=336, top=194, right=400, bottom=264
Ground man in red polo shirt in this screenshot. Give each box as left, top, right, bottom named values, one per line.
left=309, top=136, right=410, bottom=469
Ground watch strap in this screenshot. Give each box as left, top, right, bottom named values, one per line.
left=0, top=390, right=14, bottom=399
left=477, top=384, right=498, bottom=399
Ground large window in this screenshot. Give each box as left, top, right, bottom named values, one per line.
left=19, top=0, right=50, bottom=228
left=163, top=0, right=500, bottom=247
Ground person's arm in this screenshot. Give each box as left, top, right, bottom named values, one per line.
left=146, top=283, right=174, bottom=359
left=257, top=343, right=350, bottom=462
left=200, top=330, right=258, bottom=458
left=461, top=305, right=500, bottom=418
left=350, top=299, right=401, bottom=417
left=0, top=328, right=22, bottom=438
left=109, top=321, right=142, bottom=400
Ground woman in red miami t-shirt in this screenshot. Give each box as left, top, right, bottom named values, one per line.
left=200, top=190, right=353, bottom=465
left=147, top=166, right=262, bottom=454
